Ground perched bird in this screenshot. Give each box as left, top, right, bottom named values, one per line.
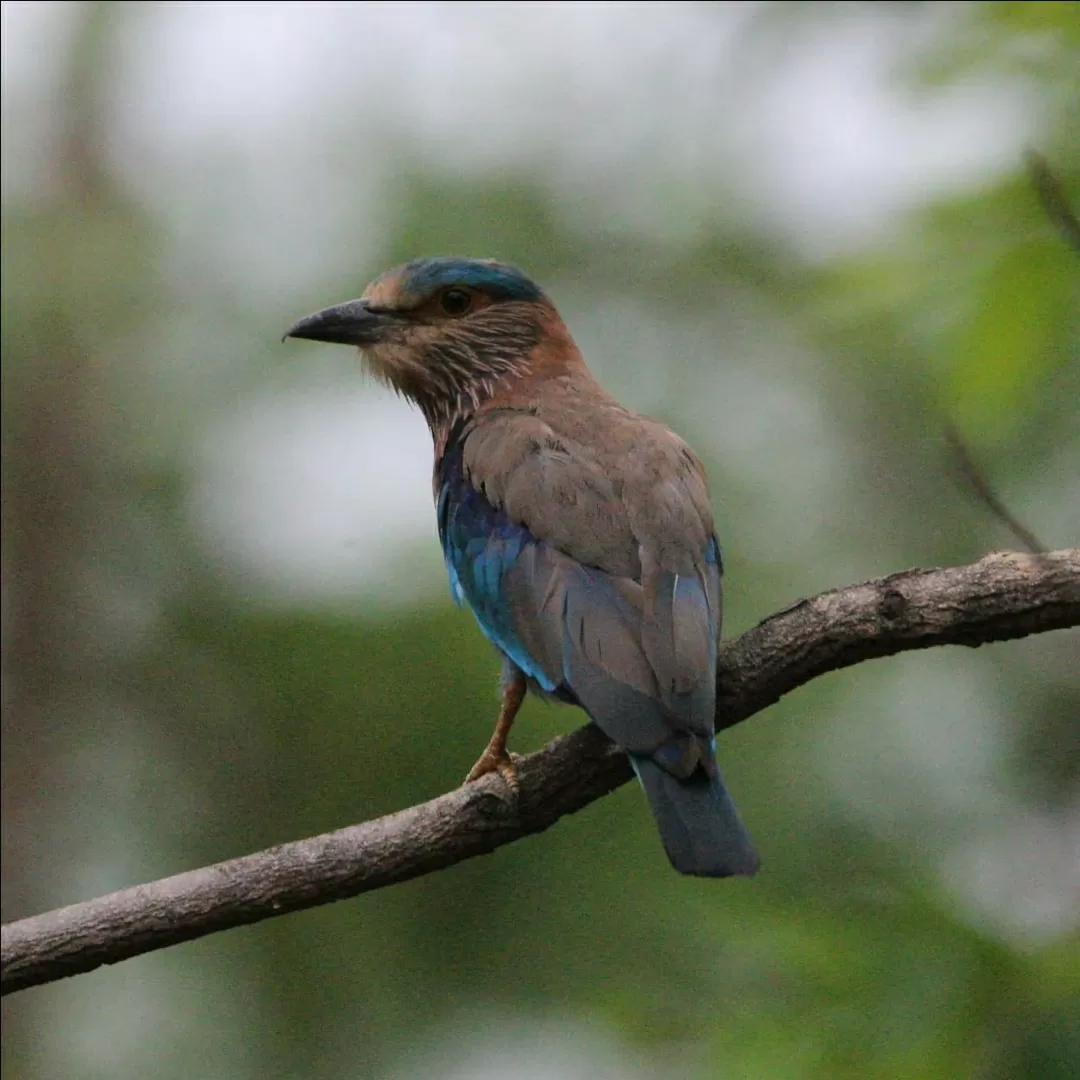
left=286, top=258, right=759, bottom=877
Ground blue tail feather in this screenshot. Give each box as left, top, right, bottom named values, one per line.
left=630, top=754, right=760, bottom=878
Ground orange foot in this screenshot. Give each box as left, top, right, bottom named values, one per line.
left=464, top=747, right=520, bottom=789
left=464, top=665, right=527, bottom=790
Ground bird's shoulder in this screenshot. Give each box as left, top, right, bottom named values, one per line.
left=449, top=390, right=634, bottom=577
left=444, top=375, right=715, bottom=576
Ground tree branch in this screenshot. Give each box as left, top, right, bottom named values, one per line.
left=3, top=549, right=1078, bottom=996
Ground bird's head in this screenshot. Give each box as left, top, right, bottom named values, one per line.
left=286, top=257, right=570, bottom=428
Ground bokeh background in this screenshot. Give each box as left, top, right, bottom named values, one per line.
left=2, top=2, right=1078, bottom=1078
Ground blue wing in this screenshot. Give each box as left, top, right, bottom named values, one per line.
left=436, top=468, right=558, bottom=693
left=435, top=427, right=713, bottom=753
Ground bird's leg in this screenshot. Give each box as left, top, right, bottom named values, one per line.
left=465, top=665, right=527, bottom=788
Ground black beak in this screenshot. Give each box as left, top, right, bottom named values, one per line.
left=283, top=299, right=395, bottom=346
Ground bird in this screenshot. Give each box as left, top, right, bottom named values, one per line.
left=285, top=257, right=759, bottom=878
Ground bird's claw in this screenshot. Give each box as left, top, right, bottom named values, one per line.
left=465, top=749, right=520, bottom=790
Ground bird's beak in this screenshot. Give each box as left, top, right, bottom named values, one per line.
left=283, top=299, right=397, bottom=346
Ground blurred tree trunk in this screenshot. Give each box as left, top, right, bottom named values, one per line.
left=2, top=1, right=144, bottom=922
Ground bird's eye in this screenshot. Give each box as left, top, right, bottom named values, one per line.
left=440, top=288, right=473, bottom=316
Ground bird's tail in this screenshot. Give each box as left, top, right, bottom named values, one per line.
left=629, top=754, right=760, bottom=878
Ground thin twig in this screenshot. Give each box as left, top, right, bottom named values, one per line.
left=1027, top=152, right=1080, bottom=256
left=944, top=423, right=1047, bottom=553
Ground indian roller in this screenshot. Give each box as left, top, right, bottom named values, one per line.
left=285, top=258, right=759, bottom=878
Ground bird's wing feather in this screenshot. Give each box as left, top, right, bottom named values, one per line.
left=461, top=410, right=640, bottom=578
left=438, top=430, right=671, bottom=751
left=459, top=408, right=722, bottom=733
left=439, top=412, right=723, bottom=750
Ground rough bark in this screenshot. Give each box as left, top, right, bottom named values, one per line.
left=3, top=548, right=1078, bottom=996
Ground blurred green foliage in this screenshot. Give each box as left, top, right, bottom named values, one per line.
left=2, top=3, right=1078, bottom=1079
